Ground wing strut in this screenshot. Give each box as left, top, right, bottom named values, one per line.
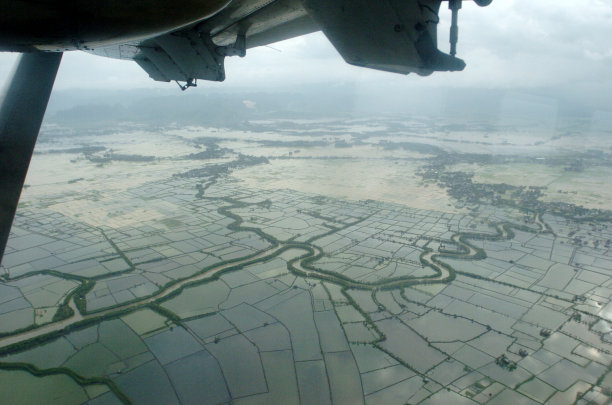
left=0, top=52, right=62, bottom=267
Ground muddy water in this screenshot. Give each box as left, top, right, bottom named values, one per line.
left=232, top=157, right=460, bottom=213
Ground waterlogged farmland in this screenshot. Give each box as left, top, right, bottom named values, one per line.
left=1, top=116, right=611, bottom=404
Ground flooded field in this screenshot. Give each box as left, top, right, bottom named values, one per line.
left=0, top=117, right=611, bottom=404
left=232, top=157, right=457, bottom=212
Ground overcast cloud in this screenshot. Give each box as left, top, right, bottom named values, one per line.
left=1, top=0, right=611, bottom=109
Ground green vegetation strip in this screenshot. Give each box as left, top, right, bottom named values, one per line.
left=0, top=362, right=132, bottom=405
left=1, top=198, right=552, bottom=344
left=0, top=187, right=562, bottom=368
left=0, top=305, right=141, bottom=357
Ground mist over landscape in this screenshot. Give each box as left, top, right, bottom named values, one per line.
left=44, top=83, right=612, bottom=125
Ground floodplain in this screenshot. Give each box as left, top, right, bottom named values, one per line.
left=0, top=115, right=611, bottom=405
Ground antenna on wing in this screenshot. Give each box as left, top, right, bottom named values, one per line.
left=448, top=0, right=492, bottom=57
left=448, top=0, right=461, bottom=57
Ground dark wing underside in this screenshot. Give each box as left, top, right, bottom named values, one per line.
left=90, top=0, right=318, bottom=83
left=90, top=0, right=464, bottom=84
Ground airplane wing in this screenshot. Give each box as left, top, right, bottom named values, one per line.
left=91, top=0, right=319, bottom=84
left=0, top=0, right=491, bottom=264
left=89, top=0, right=478, bottom=87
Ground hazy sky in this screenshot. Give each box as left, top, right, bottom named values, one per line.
left=1, top=0, right=611, bottom=107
